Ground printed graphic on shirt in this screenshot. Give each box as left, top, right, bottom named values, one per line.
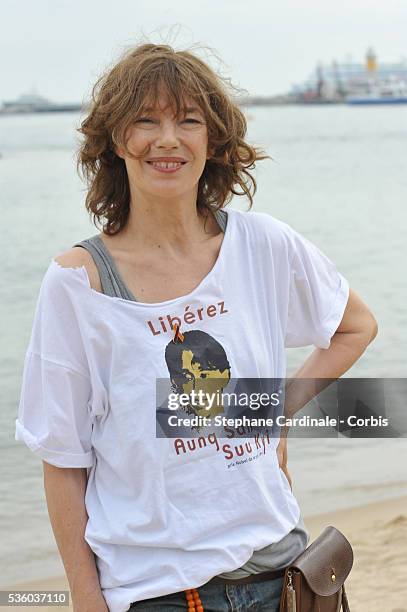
left=173, top=424, right=274, bottom=472
left=160, top=329, right=275, bottom=471
left=164, top=329, right=231, bottom=420
left=146, top=301, right=229, bottom=336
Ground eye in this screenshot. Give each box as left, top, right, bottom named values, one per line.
left=135, top=117, right=155, bottom=123
left=181, top=117, right=204, bottom=126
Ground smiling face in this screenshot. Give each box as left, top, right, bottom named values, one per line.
left=116, top=89, right=212, bottom=201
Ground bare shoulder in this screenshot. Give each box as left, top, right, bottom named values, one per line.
left=53, top=247, right=102, bottom=293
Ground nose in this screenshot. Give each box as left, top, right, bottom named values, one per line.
left=155, top=119, right=180, bottom=148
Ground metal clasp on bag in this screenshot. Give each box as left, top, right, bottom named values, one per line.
left=287, top=570, right=293, bottom=587
left=286, top=570, right=296, bottom=612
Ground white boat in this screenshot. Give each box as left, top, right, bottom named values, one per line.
left=292, top=48, right=407, bottom=105
left=346, top=79, right=407, bottom=105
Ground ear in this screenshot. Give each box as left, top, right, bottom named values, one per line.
left=115, top=145, right=125, bottom=159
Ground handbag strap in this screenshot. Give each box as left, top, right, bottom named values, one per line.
left=342, top=583, right=351, bottom=612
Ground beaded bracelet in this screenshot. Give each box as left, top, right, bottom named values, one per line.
left=184, top=588, right=204, bottom=611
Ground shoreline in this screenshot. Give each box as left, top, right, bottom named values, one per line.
left=5, top=495, right=407, bottom=612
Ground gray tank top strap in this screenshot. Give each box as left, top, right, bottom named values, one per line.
left=73, top=208, right=228, bottom=301
left=72, top=235, right=138, bottom=301
left=214, top=207, right=227, bottom=232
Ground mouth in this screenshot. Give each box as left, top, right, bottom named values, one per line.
left=146, top=160, right=187, bottom=173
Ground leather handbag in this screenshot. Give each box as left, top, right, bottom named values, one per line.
left=279, top=525, right=353, bottom=611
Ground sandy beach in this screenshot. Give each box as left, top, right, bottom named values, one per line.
left=4, top=495, right=406, bottom=612
left=305, top=495, right=407, bottom=612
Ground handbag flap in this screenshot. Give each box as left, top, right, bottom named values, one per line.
left=290, top=525, right=354, bottom=597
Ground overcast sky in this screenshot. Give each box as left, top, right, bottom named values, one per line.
left=1, top=0, right=407, bottom=103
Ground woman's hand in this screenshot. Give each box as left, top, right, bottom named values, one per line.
left=276, top=436, right=293, bottom=491
left=42, top=464, right=108, bottom=612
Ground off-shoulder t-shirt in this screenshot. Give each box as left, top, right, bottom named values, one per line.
left=15, top=208, right=349, bottom=612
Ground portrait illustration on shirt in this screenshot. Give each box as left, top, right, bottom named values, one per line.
left=164, top=329, right=231, bottom=422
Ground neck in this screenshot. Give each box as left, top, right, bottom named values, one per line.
left=113, top=191, right=217, bottom=254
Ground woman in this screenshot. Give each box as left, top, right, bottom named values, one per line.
left=15, top=43, right=378, bottom=611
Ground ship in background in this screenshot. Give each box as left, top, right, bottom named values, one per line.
left=0, top=92, right=83, bottom=114
left=291, top=48, right=407, bottom=104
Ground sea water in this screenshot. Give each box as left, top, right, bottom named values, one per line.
left=1, top=105, right=406, bottom=585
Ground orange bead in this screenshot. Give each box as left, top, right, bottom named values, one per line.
left=185, top=587, right=204, bottom=611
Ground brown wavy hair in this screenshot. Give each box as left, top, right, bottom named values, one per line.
left=77, top=42, right=271, bottom=235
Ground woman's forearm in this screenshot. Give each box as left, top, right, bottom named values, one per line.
left=42, top=463, right=108, bottom=611
left=281, top=322, right=378, bottom=432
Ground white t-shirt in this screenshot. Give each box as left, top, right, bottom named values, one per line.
left=15, top=208, right=349, bottom=612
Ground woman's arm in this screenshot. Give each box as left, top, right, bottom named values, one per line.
left=292, top=288, right=377, bottom=378
left=284, top=288, right=378, bottom=419
left=42, top=462, right=108, bottom=612
left=277, top=289, right=378, bottom=483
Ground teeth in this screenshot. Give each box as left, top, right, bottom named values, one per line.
left=151, top=161, right=183, bottom=168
